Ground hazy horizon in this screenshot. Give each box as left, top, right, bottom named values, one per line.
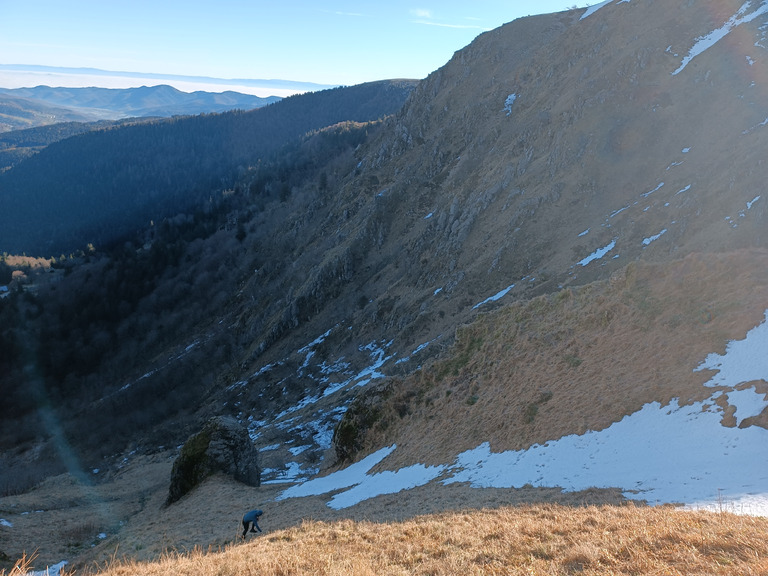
left=0, top=2, right=591, bottom=95
left=0, top=64, right=337, bottom=98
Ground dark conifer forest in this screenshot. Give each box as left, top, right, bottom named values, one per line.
left=0, top=80, right=416, bottom=256
left=0, top=118, right=381, bottom=492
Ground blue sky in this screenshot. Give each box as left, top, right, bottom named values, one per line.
left=0, top=1, right=590, bottom=95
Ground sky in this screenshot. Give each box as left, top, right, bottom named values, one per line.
left=0, top=1, right=591, bottom=96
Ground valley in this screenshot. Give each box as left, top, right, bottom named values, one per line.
left=2, top=1, right=768, bottom=574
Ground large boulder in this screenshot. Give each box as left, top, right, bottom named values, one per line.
left=166, top=416, right=260, bottom=505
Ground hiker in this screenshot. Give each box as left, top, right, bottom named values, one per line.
left=242, top=509, right=263, bottom=537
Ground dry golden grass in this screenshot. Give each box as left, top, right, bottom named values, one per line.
left=10, top=504, right=763, bottom=576
left=359, top=251, right=768, bottom=470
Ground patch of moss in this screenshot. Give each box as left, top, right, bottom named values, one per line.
left=165, top=427, right=212, bottom=505
left=523, top=391, right=553, bottom=424
left=564, top=353, right=583, bottom=368
left=436, top=331, right=483, bottom=381
left=333, top=397, right=383, bottom=463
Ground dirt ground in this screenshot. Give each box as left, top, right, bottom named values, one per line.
left=0, top=450, right=627, bottom=573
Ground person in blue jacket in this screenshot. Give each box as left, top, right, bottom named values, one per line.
left=242, top=509, right=263, bottom=537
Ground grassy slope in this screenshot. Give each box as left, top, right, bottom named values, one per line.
left=10, top=503, right=768, bottom=575
left=354, top=250, right=768, bottom=469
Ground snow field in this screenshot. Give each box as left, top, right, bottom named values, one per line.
left=278, top=311, right=768, bottom=515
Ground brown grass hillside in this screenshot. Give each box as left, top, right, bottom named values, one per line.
left=346, top=250, right=768, bottom=470
left=0, top=453, right=626, bottom=572
left=8, top=505, right=768, bottom=576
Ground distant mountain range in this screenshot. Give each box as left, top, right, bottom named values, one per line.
left=0, top=63, right=335, bottom=94
left=0, top=84, right=281, bottom=129
left=0, top=90, right=99, bottom=130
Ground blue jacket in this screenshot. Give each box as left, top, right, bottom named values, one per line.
left=243, top=509, right=263, bottom=523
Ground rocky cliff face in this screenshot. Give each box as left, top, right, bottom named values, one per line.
left=271, top=1, right=766, bottom=354
left=221, top=0, right=768, bottom=479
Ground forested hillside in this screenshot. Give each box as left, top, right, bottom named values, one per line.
left=0, top=120, right=382, bottom=489
left=0, top=118, right=162, bottom=172
left=0, top=80, right=416, bottom=255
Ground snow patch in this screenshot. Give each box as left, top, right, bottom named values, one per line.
left=673, top=1, right=768, bottom=75
left=694, top=310, right=768, bottom=388
left=473, top=283, right=515, bottom=309
left=608, top=205, right=630, bottom=219
left=742, top=116, right=768, bottom=134
left=29, top=561, right=69, bottom=576
left=444, top=393, right=768, bottom=515
left=298, top=327, right=334, bottom=354
left=328, top=463, right=446, bottom=509
left=580, top=0, right=613, bottom=20
left=725, top=386, right=768, bottom=426
left=503, top=93, right=517, bottom=115
left=275, top=311, right=768, bottom=516
left=277, top=445, right=397, bottom=499
left=396, top=338, right=436, bottom=365
left=641, top=182, right=664, bottom=198
left=347, top=340, right=394, bottom=388
left=577, top=239, right=617, bottom=267
left=642, top=229, right=667, bottom=246
left=261, top=461, right=307, bottom=484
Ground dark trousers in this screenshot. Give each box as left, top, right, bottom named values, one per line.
left=242, top=520, right=260, bottom=536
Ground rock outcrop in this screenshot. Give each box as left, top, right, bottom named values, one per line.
left=166, top=416, right=260, bottom=505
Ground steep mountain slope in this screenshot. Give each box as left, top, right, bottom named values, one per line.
left=2, top=1, right=768, bottom=569
left=218, top=0, right=768, bottom=476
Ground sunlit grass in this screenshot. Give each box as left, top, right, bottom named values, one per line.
left=8, top=504, right=764, bottom=576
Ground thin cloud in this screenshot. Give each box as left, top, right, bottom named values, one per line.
left=410, top=9, right=433, bottom=19
left=408, top=9, right=491, bottom=30
left=410, top=20, right=491, bottom=31
left=318, top=9, right=364, bottom=17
